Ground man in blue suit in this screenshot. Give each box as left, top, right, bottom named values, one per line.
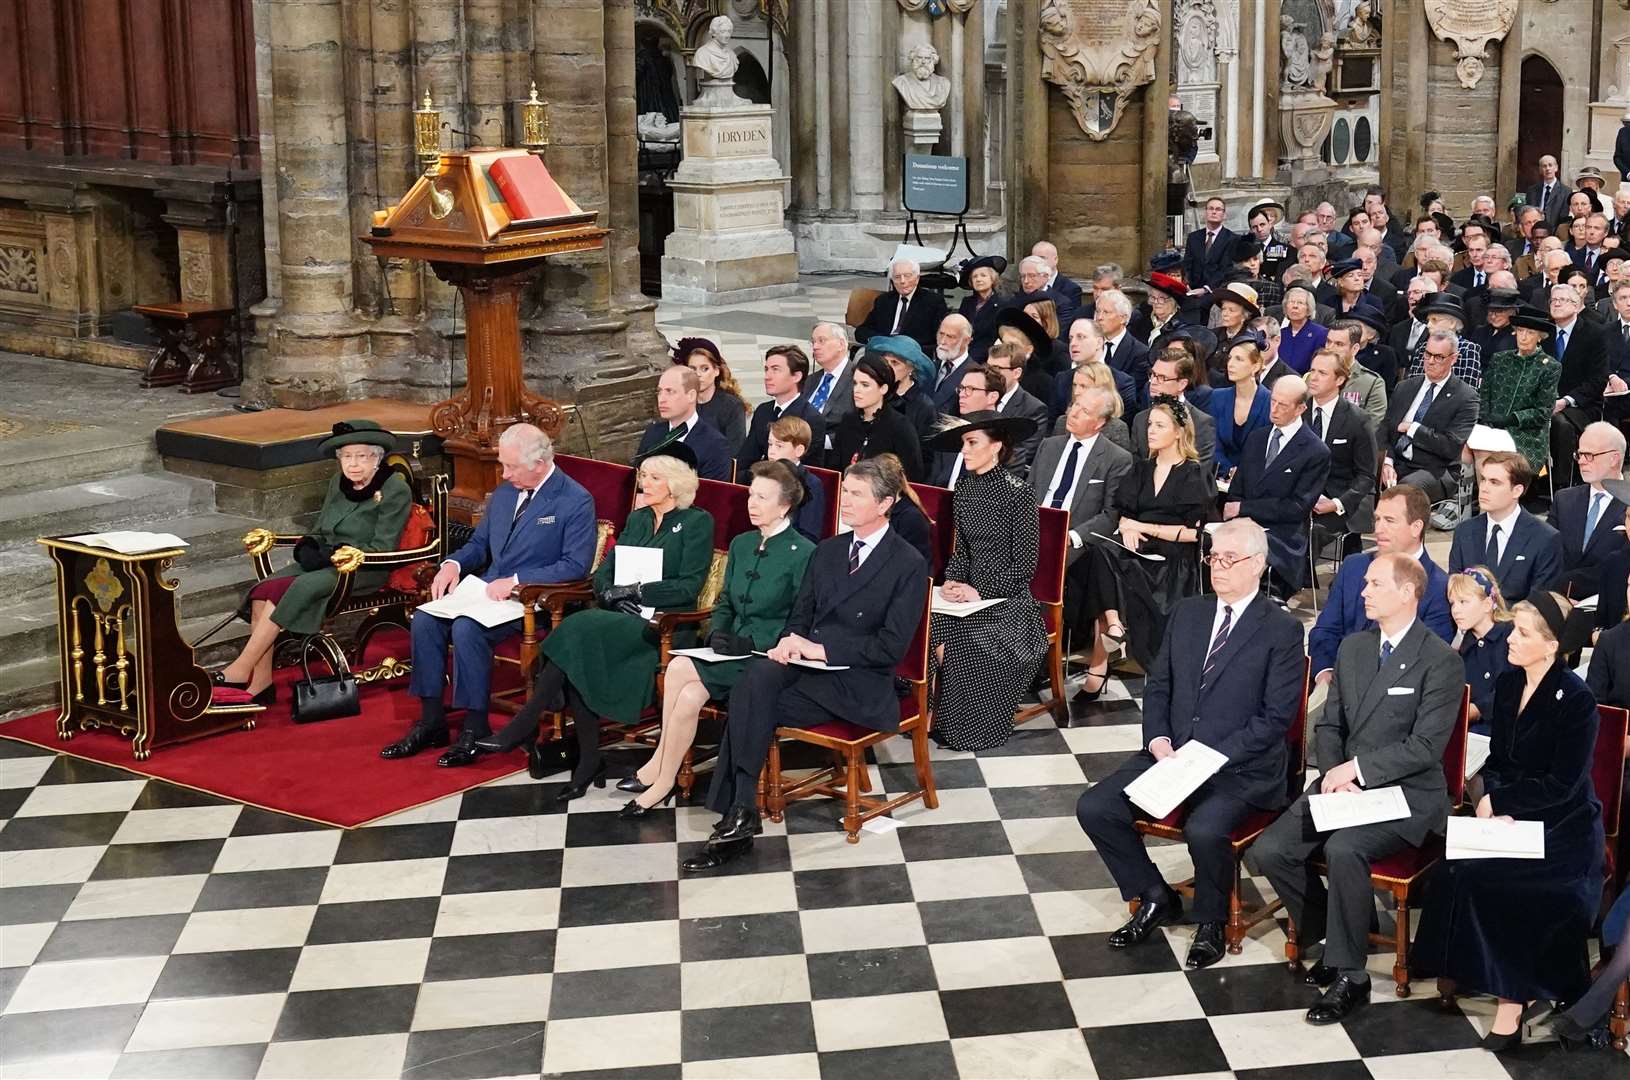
left=1077, top=519, right=1306, bottom=970
left=1449, top=451, right=1564, bottom=602
left=1223, top=374, right=1331, bottom=596
left=635, top=366, right=735, bottom=482
left=1183, top=196, right=1237, bottom=292
left=929, top=313, right=975, bottom=416
left=1307, top=484, right=1455, bottom=687
left=1546, top=422, right=1628, bottom=598
left=383, top=424, right=597, bottom=766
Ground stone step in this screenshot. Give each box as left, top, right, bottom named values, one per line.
left=0, top=427, right=160, bottom=497
left=0, top=473, right=217, bottom=548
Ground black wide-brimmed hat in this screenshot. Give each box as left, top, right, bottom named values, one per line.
left=1347, top=305, right=1389, bottom=338
left=1484, top=287, right=1522, bottom=311
left=1149, top=249, right=1183, bottom=272
left=997, top=307, right=1053, bottom=356
left=1510, top=305, right=1555, bottom=335
left=634, top=436, right=700, bottom=472
left=1327, top=257, right=1364, bottom=280
left=670, top=336, right=724, bottom=367
left=318, top=420, right=396, bottom=457
left=1415, top=292, right=1467, bottom=325
left=958, top=254, right=1008, bottom=290
left=925, top=410, right=1039, bottom=454
left=1228, top=235, right=1263, bottom=264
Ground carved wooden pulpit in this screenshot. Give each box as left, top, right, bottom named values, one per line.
left=363, top=150, right=607, bottom=523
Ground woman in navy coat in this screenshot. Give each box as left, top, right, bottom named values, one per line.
left=957, top=255, right=1011, bottom=363
left=1208, top=336, right=1272, bottom=480
left=1447, top=567, right=1514, bottom=735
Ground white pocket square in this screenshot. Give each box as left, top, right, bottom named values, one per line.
left=1088, top=478, right=1104, bottom=484
left=1283, top=467, right=1293, bottom=473
left=1332, top=438, right=1348, bottom=445
left=1514, top=554, right=1526, bottom=561
left=1386, top=686, right=1415, bottom=696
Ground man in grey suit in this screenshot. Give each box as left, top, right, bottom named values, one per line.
left=1251, top=553, right=1464, bottom=1026
left=800, top=322, right=857, bottom=453
left=1525, top=155, right=1571, bottom=231
left=985, top=340, right=1049, bottom=475
left=1033, top=387, right=1134, bottom=561
left=1133, top=351, right=1217, bottom=474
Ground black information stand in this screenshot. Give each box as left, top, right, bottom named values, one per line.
left=901, top=154, right=978, bottom=267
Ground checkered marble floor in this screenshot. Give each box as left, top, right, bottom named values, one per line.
left=0, top=665, right=1619, bottom=1079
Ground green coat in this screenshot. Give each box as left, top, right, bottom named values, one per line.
left=263, top=471, right=414, bottom=635
left=1478, top=348, right=1561, bottom=471
left=697, top=525, right=815, bottom=699
left=541, top=503, right=715, bottom=723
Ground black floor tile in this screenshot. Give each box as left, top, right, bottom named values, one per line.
left=37, top=914, right=188, bottom=962
left=894, top=820, right=1013, bottom=862
left=110, top=1044, right=267, bottom=1079
left=1016, top=850, right=1117, bottom=893
left=1064, top=698, right=1142, bottom=727
left=974, top=727, right=1074, bottom=757
left=1235, top=1063, right=1373, bottom=1080
left=818, top=1041, right=959, bottom=1080
left=793, top=865, right=914, bottom=911
left=564, top=809, right=677, bottom=848
left=989, top=784, right=1087, bottom=820
left=0, top=967, right=24, bottom=1013
left=1184, top=960, right=1324, bottom=1016
left=443, top=849, right=563, bottom=894
left=547, top=963, right=680, bottom=1019
left=130, top=781, right=233, bottom=811
left=679, top=911, right=803, bottom=962
left=674, top=836, right=792, bottom=877
left=305, top=897, right=441, bottom=945
left=1075, top=751, right=1137, bottom=783
left=0, top=1004, right=145, bottom=1065
left=0, top=810, right=124, bottom=849
left=151, top=947, right=302, bottom=998
left=194, top=866, right=328, bottom=911
left=0, top=883, right=80, bottom=926
left=1339, top=997, right=1483, bottom=1057
left=1501, top=1041, right=1630, bottom=1079
left=0, top=787, right=30, bottom=819
left=917, top=895, right=1043, bottom=944
left=938, top=981, right=1077, bottom=1039
left=680, top=1001, right=816, bottom=1062
left=272, top=983, right=420, bottom=1041
left=424, top=930, right=556, bottom=981
left=35, top=756, right=139, bottom=785
left=805, top=945, right=939, bottom=1000
left=0, top=738, right=53, bottom=759
left=1052, top=933, right=1182, bottom=979
left=401, top=1021, right=548, bottom=1080
left=877, top=758, right=986, bottom=792
left=456, top=783, right=568, bottom=819
left=547, top=1068, right=680, bottom=1080
left=228, top=805, right=330, bottom=836
left=556, top=881, right=680, bottom=928
left=334, top=821, right=456, bottom=864
left=1080, top=1018, right=1232, bottom=1080
left=91, top=838, right=226, bottom=880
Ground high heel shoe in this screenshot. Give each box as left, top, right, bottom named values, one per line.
left=619, top=789, right=677, bottom=819
left=212, top=671, right=247, bottom=690
left=1102, top=624, right=1128, bottom=652
left=249, top=685, right=276, bottom=707
left=1071, top=666, right=1109, bottom=706
left=473, top=716, right=540, bottom=754
left=1550, top=1012, right=1600, bottom=1051
left=617, top=776, right=652, bottom=794
left=1480, top=1022, right=1523, bottom=1053
left=554, top=759, right=608, bottom=804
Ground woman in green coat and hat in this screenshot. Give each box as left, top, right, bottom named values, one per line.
left=214, top=420, right=412, bottom=705
left=1477, top=307, right=1561, bottom=473
left=492, top=442, right=715, bottom=802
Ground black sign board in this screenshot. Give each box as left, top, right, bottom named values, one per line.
left=902, top=154, right=969, bottom=216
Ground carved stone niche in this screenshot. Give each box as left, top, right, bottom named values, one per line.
left=1038, top=0, right=1164, bottom=141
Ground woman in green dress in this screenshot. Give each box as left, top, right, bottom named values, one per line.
left=214, top=421, right=412, bottom=706
left=617, top=460, right=814, bottom=818
left=492, top=443, right=715, bottom=802
left=1477, top=306, right=1561, bottom=473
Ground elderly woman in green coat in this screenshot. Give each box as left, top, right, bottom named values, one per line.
left=215, top=421, right=412, bottom=706
left=617, top=459, right=813, bottom=818
left=489, top=442, right=715, bottom=802
left=1477, top=306, right=1561, bottom=472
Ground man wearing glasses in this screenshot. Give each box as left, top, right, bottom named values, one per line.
left=1380, top=330, right=1479, bottom=504
left=1546, top=421, right=1628, bottom=598
left=982, top=342, right=1049, bottom=475
left=1076, top=519, right=1306, bottom=971
left=1132, top=351, right=1216, bottom=474
left=929, top=363, right=1002, bottom=486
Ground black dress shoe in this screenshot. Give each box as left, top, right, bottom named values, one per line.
left=554, top=759, right=608, bottom=804
left=710, top=806, right=761, bottom=845
left=437, top=731, right=487, bottom=768
left=1480, top=1026, right=1522, bottom=1053
left=212, top=671, right=247, bottom=689
left=1550, top=1012, right=1600, bottom=1051
left=1302, top=962, right=1339, bottom=988
left=1185, top=922, right=1227, bottom=969
left=618, top=790, right=677, bottom=819
left=379, top=724, right=450, bottom=760
left=472, top=716, right=539, bottom=754
left=1306, top=974, right=1370, bottom=1025
left=1108, top=889, right=1182, bottom=949
left=617, top=776, right=651, bottom=794
left=247, top=685, right=277, bottom=707
left=681, top=836, right=752, bottom=873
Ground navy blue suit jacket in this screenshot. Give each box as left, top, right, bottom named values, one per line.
left=1546, top=483, right=1630, bottom=596
left=931, top=356, right=975, bottom=414
left=448, top=466, right=597, bottom=584
left=1049, top=363, right=1138, bottom=423
left=1183, top=226, right=1237, bottom=290
left=1143, top=593, right=1308, bottom=809
left=1103, top=333, right=1151, bottom=408
left=1307, top=550, right=1455, bottom=677
left=1448, top=508, right=1565, bottom=603
left=1231, top=424, right=1331, bottom=589
left=737, top=397, right=827, bottom=472
left=637, top=417, right=735, bottom=482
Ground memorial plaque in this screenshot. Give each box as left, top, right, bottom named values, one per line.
left=1039, top=0, right=1164, bottom=140
left=1424, top=0, right=1517, bottom=88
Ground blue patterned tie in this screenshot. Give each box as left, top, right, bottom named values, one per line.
left=1200, top=606, right=1233, bottom=690
left=810, top=371, right=835, bottom=411
left=1556, top=328, right=1568, bottom=358
left=1380, top=640, right=1393, bottom=670
left=1265, top=428, right=1283, bottom=466
left=848, top=537, right=863, bottom=575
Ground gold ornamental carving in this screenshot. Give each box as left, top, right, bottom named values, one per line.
left=1424, top=0, right=1517, bottom=89
left=1039, top=0, right=1164, bottom=140
left=84, top=558, right=124, bottom=612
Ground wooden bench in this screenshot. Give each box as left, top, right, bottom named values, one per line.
left=134, top=302, right=238, bottom=393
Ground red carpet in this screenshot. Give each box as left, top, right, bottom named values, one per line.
left=0, top=630, right=531, bottom=828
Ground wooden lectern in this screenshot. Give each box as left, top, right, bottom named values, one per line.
left=363, top=149, right=608, bottom=524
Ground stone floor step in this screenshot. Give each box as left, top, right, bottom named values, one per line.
left=0, top=427, right=160, bottom=497
left=0, top=473, right=217, bottom=547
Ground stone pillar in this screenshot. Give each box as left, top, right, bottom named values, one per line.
left=961, top=1, right=986, bottom=216
left=849, top=0, right=884, bottom=210
left=882, top=0, right=903, bottom=212
left=1495, top=14, right=1523, bottom=202
left=367, top=0, right=421, bottom=321
left=791, top=0, right=819, bottom=217
left=465, top=0, right=507, bottom=143
left=828, top=0, right=853, bottom=217
left=1141, top=1, right=1173, bottom=264
left=1005, top=0, right=1047, bottom=260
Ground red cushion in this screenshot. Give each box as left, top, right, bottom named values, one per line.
left=386, top=502, right=437, bottom=593
left=556, top=454, right=637, bottom=527
left=804, top=719, right=873, bottom=741
left=1031, top=507, right=1069, bottom=604
left=1368, top=840, right=1442, bottom=881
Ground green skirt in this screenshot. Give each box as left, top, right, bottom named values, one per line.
left=541, top=608, right=697, bottom=724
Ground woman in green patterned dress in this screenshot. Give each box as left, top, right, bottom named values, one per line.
left=1476, top=306, right=1560, bottom=473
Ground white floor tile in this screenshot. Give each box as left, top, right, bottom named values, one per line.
left=905, top=854, right=1028, bottom=902
left=63, top=875, right=207, bottom=921
left=810, top=990, right=949, bottom=1052
left=0, top=757, right=54, bottom=790
left=317, top=857, right=446, bottom=904
left=410, top=972, right=553, bottom=1031
left=173, top=905, right=317, bottom=954
left=1208, top=1007, right=1361, bottom=1070
left=0, top=846, right=105, bottom=888
left=109, top=805, right=241, bottom=845
left=559, top=842, right=679, bottom=887
left=891, top=787, right=1000, bottom=825
left=785, top=830, right=904, bottom=872
left=678, top=871, right=799, bottom=920
left=541, top=1011, right=681, bottom=1073
left=1066, top=972, right=1207, bottom=1028
left=0, top=1051, right=120, bottom=1079
left=977, top=754, right=1086, bottom=788
left=680, top=954, right=811, bottom=1011
left=125, top=992, right=285, bottom=1051
left=1031, top=888, right=1138, bottom=937
left=433, top=888, right=560, bottom=937
left=256, top=1033, right=409, bottom=1079
left=950, top=1028, right=1100, bottom=1079
left=1362, top=1048, right=1514, bottom=1079
left=288, top=937, right=431, bottom=992
left=929, top=936, right=1063, bottom=991
left=449, top=814, right=566, bottom=857
left=799, top=903, right=927, bottom=954
left=553, top=919, right=681, bottom=972
left=682, top=1053, right=821, bottom=1079
left=210, top=830, right=341, bottom=874
left=0, top=922, right=55, bottom=969
left=5, top=955, right=166, bottom=1013
left=13, top=780, right=146, bottom=818
left=1002, top=815, right=1093, bottom=856
left=1059, top=725, right=1146, bottom=755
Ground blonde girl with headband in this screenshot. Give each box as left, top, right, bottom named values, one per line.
left=1447, top=565, right=1513, bottom=733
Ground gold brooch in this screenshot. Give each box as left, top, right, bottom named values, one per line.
left=373, top=491, right=383, bottom=503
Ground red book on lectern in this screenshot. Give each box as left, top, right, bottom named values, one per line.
left=488, top=154, right=573, bottom=223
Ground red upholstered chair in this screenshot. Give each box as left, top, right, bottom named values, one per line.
left=1288, top=685, right=1471, bottom=998
left=805, top=465, right=841, bottom=538
left=1131, top=658, right=1312, bottom=955
left=1015, top=506, right=1070, bottom=723
left=763, top=582, right=937, bottom=842
left=1589, top=706, right=1629, bottom=1051
left=909, top=482, right=955, bottom=581
left=556, top=454, right=639, bottom=525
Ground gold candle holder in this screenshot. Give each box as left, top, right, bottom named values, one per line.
left=521, top=82, right=551, bottom=150
left=415, top=91, right=442, bottom=173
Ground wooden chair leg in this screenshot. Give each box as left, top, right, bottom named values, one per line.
left=1226, top=862, right=1245, bottom=954
left=857, top=753, right=873, bottom=794
left=756, top=764, right=769, bottom=817
left=1392, top=889, right=1412, bottom=998
left=1436, top=977, right=1457, bottom=1010
left=677, top=748, right=694, bottom=803
left=910, top=721, right=939, bottom=810
left=1613, top=981, right=1628, bottom=1051
left=842, top=749, right=862, bottom=843
left=1284, top=916, right=1300, bottom=969
left=1048, top=635, right=1065, bottom=719
left=768, top=740, right=785, bottom=822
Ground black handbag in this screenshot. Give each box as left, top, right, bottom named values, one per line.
left=291, top=635, right=360, bottom=724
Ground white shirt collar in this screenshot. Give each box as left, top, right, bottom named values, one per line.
left=1107, top=329, right=1127, bottom=350
left=1555, top=316, right=1577, bottom=333
left=998, top=385, right=1019, bottom=411
left=1487, top=503, right=1521, bottom=531
left=761, top=518, right=791, bottom=541
left=1311, top=392, right=1340, bottom=412
left=671, top=413, right=699, bottom=435
left=1379, top=618, right=1416, bottom=654
left=1273, top=417, right=1303, bottom=442
left=1214, top=589, right=1258, bottom=628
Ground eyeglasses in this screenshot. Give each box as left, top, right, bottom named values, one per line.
left=1204, top=552, right=1260, bottom=570
left=1575, top=449, right=1620, bottom=463
left=957, top=384, right=995, bottom=395
left=1149, top=372, right=1181, bottom=385
left=1424, top=351, right=1455, bottom=361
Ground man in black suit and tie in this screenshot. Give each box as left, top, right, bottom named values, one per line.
left=1094, top=289, right=1152, bottom=403
left=929, top=313, right=975, bottom=415
left=1133, top=351, right=1216, bottom=473
left=1076, top=519, right=1306, bottom=970
left=1526, top=154, right=1571, bottom=231
left=929, top=363, right=1001, bottom=486
left=855, top=258, right=949, bottom=358
left=1546, top=422, right=1628, bottom=598
left=801, top=322, right=857, bottom=449
left=634, top=366, right=735, bottom=481
left=1034, top=387, right=1134, bottom=560
left=1252, top=553, right=1464, bottom=1025
left=985, top=341, right=1050, bottom=476
left=1305, top=351, right=1379, bottom=546
left=1604, top=280, right=1630, bottom=428
left=1223, top=374, right=1332, bottom=596
left=737, top=344, right=827, bottom=473
left=1381, top=330, right=1479, bottom=502
left=1547, top=283, right=1611, bottom=487
left=1449, top=451, right=1564, bottom=602
left=1448, top=230, right=1494, bottom=294
left=1183, top=196, right=1236, bottom=292
left=683, top=459, right=929, bottom=872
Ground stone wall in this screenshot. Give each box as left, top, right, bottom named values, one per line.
left=1046, top=94, right=1150, bottom=279
left=1424, top=37, right=1502, bottom=214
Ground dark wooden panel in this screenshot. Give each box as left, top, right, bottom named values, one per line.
left=73, top=0, right=132, bottom=158
left=126, top=0, right=173, bottom=162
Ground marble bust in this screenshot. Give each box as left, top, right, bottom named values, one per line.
left=692, top=16, right=738, bottom=82
left=892, top=43, right=952, bottom=112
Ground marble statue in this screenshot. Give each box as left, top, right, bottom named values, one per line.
left=892, top=43, right=952, bottom=112
left=692, top=16, right=739, bottom=81
left=636, top=112, right=681, bottom=145
left=1279, top=15, right=1312, bottom=91
left=1345, top=0, right=1379, bottom=48
left=1311, top=32, right=1335, bottom=93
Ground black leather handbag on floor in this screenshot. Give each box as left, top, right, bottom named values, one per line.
left=291, top=635, right=360, bottom=724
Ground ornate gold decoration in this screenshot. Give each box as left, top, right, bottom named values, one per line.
left=428, top=181, right=456, bottom=220
left=356, top=656, right=413, bottom=684
left=1039, top=0, right=1165, bottom=140
left=242, top=528, right=274, bottom=556
left=897, top=0, right=975, bottom=14
left=1424, top=0, right=1517, bottom=89
left=84, top=558, right=123, bottom=612
left=415, top=91, right=442, bottom=172
left=331, top=545, right=366, bottom=573
left=521, top=83, right=550, bottom=149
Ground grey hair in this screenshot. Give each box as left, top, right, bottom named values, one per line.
left=1582, top=420, right=1626, bottom=458
left=1249, top=316, right=1281, bottom=341
left=814, top=321, right=849, bottom=346
left=1076, top=385, right=1116, bottom=421
left=1019, top=255, right=1050, bottom=276
left=1098, top=289, right=1132, bottom=318
left=638, top=451, right=699, bottom=509
left=939, top=313, right=972, bottom=338
left=1093, top=263, right=1123, bottom=283
left=1481, top=245, right=1511, bottom=267
left=1426, top=328, right=1460, bottom=352
left=498, top=423, right=554, bottom=468
left=1213, top=518, right=1269, bottom=561
left=1272, top=373, right=1310, bottom=407
left=1408, top=276, right=1439, bottom=294
left=889, top=257, right=921, bottom=276
left=843, top=458, right=899, bottom=504
left=1549, top=281, right=1581, bottom=305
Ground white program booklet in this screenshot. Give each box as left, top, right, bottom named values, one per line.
left=931, top=587, right=1006, bottom=618
left=613, top=545, right=665, bottom=587
left=416, top=574, right=525, bottom=628
left=1090, top=531, right=1167, bottom=562
left=670, top=647, right=753, bottom=663
left=1445, top=816, right=1545, bottom=860
left=1308, top=785, right=1411, bottom=831
left=1466, top=424, right=1516, bottom=453
left=752, top=650, right=849, bottom=671
left=63, top=531, right=188, bottom=554
left=1463, top=732, right=1492, bottom=781
left=1124, top=740, right=1228, bottom=820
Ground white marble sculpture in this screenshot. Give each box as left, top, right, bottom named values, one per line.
left=892, top=43, right=952, bottom=112
left=1279, top=15, right=1312, bottom=91
left=692, top=16, right=739, bottom=81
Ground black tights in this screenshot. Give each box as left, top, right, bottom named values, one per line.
left=1560, top=943, right=1630, bottom=1030
left=512, top=662, right=603, bottom=785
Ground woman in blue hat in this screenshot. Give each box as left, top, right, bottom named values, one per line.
left=869, top=334, right=939, bottom=438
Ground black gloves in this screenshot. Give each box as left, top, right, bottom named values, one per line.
left=707, top=631, right=755, bottom=656
left=293, top=535, right=335, bottom=572
left=597, top=582, right=644, bottom=616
